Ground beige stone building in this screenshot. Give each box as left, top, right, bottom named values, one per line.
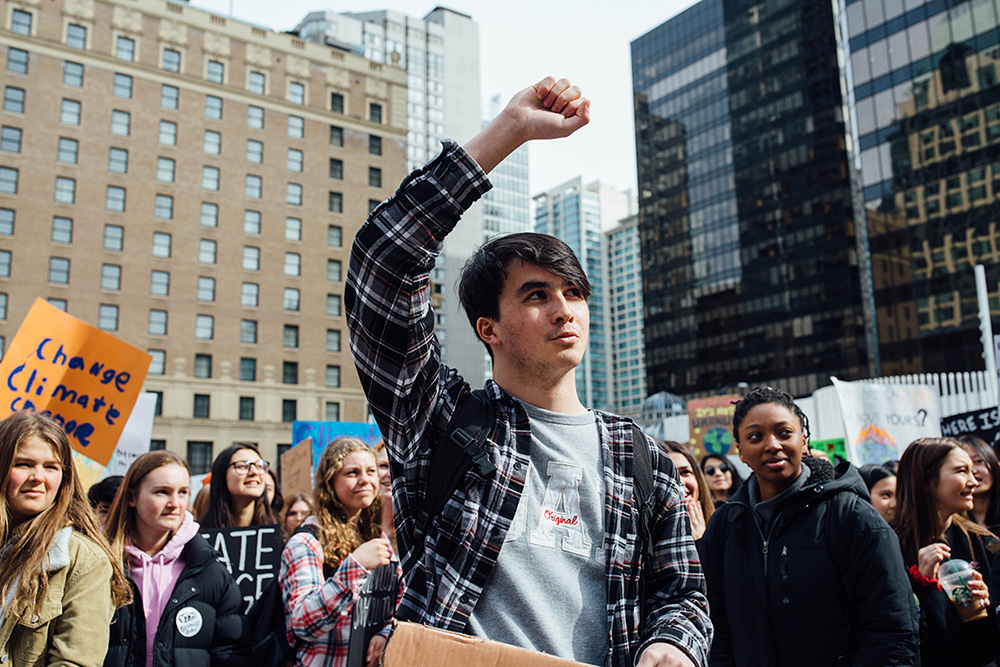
left=0, top=0, right=406, bottom=473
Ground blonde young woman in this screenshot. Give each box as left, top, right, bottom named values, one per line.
left=280, top=438, right=403, bottom=667
left=0, top=411, right=130, bottom=667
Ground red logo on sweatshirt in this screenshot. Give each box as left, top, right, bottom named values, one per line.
left=543, top=509, right=579, bottom=528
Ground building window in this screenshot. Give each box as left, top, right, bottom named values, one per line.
left=329, top=158, right=343, bottom=180
left=242, top=246, right=260, bottom=271
left=54, top=177, right=75, bottom=204
left=108, top=147, right=128, bottom=172
left=52, top=217, right=73, bottom=243
left=113, top=73, right=132, bottom=98
left=162, top=49, right=180, bottom=73
left=101, top=264, right=122, bottom=290
left=202, top=166, right=220, bottom=191
left=161, top=85, right=179, bottom=109
left=11, top=10, right=32, bottom=35
left=152, top=232, right=171, bottom=258
left=149, top=270, right=168, bottom=296
left=60, top=99, right=81, bottom=125
left=285, top=218, right=302, bottom=241
left=195, top=314, right=213, bottom=339
left=148, top=310, right=167, bottom=335
left=0, top=168, right=17, bottom=194
left=282, top=361, right=298, bottom=385
left=243, top=210, right=261, bottom=234
left=157, top=158, right=176, bottom=183
left=330, top=93, right=344, bottom=114
left=110, top=110, right=130, bottom=135
left=241, top=282, right=258, bottom=307
left=0, top=208, right=13, bottom=235
left=330, top=125, right=343, bottom=146
left=63, top=61, right=83, bottom=87
left=148, top=350, right=165, bottom=375
left=194, top=353, right=212, bottom=378
left=325, top=402, right=340, bottom=421
left=206, top=59, right=224, bottom=84
left=247, top=105, right=263, bottom=129
left=105, top=186, right=125, bottom=212
left=246, top=140, right=263, bottom=163
left=245, top=175, right=262, bottom=198
left=283, top=288, right=299, bottom=311
left=154, top=194, right=173, bottom=219
left=281, top=399, right=297, bottom=423
left=327, top=225, right=342, bottom=247
left=325, top=365, right=341, bottom=388
left=287, top=149, right=303, bottom=172
left=288, top=116, right=304, bottom=139
left=369, top=167, right=382, bottom=188
left=48, top=257, right=70, bottom=283
left=239, top=396, right=255, bottom=421
left=284, top=252, right=301, bottom=276
left=7, top=48, right=28, bottom=75
left=369, top=103, right=382, bottom=124
left=240, top=319, right=257, bottom=344
left=187, top=441, right=212, bottom=474
left=0, top=127, right=20, bottom=154
left=193, top=394, right=210, bottom=419
left=203, top=130, right=221, bottom=154
left=326, top=329, right=341, bottom=352
left=369, top=135, right=382, bottom=155
left=66, top=24, right=87, bottom=49
left=3, top=87, right=24, bottom=113
left=205, top=95, right=222, bottom=119
left=328, top=191, right=343, bottom=213
left=201, top=202, right=218, bottom=227
left=368, top=199, right=380, bottom=213
left=289, top=81, right=305, bottom=104
left=286, top=183, right=302, bottom=206
left=104, top=225, right=123, bottom=251
left=283, top=324, right=299, bottom=348
left=198, top=239, right=216, bottom=264
left=197, top=276, right=215, bottom=302
left=327, top=294, right=341, bottom=317
left=249, top=71, right=266, bottom=95
left=115, top=37, right=135, bottom=61
left=0, top=251, right=9, bottom=277
left=98, top=304, right=118, bottom=331
left=239, top=357, right=256, bottom=381
left=327, top=259, right=342, bottom=282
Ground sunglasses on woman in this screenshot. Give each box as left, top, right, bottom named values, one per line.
left=705, top=464, right=730, bottom=476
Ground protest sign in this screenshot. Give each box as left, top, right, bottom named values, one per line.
left=687, top=395, right=739, bottom=457
left=811, top=438, right=847, bottom=463
left=0, top=298, right=151, bottom=465
left=292, top=421, right=382, bottom=471
left=201, top=525, right=282, bottom=614
left=281, top=438, right=313, bottom=496
left=346, top=563, right=399, bottom=667
left=831, top=377, right=941, bottom=464
left=106, top=392, right=157, bottom=476
left=940, top=407, right=1000, bottom=448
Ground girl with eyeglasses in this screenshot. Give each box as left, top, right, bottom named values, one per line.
left=700, top=453, right=744, bottom=506
left=199, top=443, right=277, bottom=528
left=103, top=450, right=248, bottom=667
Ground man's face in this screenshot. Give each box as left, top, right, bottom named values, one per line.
left=479, top=260, right=589, bottom=381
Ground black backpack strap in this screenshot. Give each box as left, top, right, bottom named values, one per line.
left=631, top=422, right=655, bottom=559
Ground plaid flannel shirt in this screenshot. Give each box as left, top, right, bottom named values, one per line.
left=280, top=517, right=402, bottom=667
left=345, top=141, right=712, bottom=667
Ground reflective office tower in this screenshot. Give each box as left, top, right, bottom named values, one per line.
left=295, top=7, right=487, bottom=386
left=844, top=0, right=1000, bottom=374
left=534, top=179, right=632, bottom=410
left=481, top=117, right=530, bottom=241
left=0, top=0, right=406, bottom=471
left=605, top=213, right=647, bottom=417
left=633, top=0, right=872, bottom=398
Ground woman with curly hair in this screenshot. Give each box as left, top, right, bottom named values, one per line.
left=0, top=411, right=131, bottom=667
left=279, top=438, right=403, bottom=667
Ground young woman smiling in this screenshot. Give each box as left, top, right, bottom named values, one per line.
left=0, top=411, right=130, bottom=667
left=958, top=435, right=1000, bottom=533
left=658, top=441, right=714, bottom=540
left=200, top=442, right=276, bottom=528
left=700, top=453, right=744, bottom=506
left=103, top=450, right=247, bottom=666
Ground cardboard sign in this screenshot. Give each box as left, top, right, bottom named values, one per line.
left=0, top=299, right=151, bottom=465
left=291, top=421, right=382, bottom=471
left=831, top=377, right=941, bottom=464
left=383, top=622, right=587, bottom=667
left=201, top=525, right=282, bottom=614
left=940, top=407, right=1000, bottom=448
left=280, top=438, right=313, bottom=497
left=346, top=563, right=399, bottom=667
left=687, top=395, right=740, bottom=456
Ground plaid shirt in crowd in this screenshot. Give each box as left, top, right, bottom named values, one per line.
left=345, top=141, right=712, bottom=667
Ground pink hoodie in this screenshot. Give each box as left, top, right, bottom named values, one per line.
left=125, top=511, right=200, bottom=667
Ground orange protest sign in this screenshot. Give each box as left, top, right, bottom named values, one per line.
left=0, top=298, right=151, bottom=466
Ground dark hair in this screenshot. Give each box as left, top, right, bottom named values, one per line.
left=958, top=435, right=1000, bottom=530
left=858, top=464, right=895, bottom=492
left=201, top=442, right=276, bottom=528
left=658, top=441, right=714, bottom=525
left=458, top=233, right=591, bottom=354
left=732, top=386, right=810, bottom=443
left=699, top=453, right=745, bottom=500
left=87, top=475, right=124, bottom=508
left=267, top=468, right=284, bottom=517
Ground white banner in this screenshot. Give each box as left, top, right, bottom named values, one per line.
left=831, top=377, right=942, bottom=464
left=105, top=391, right=157, bottom=476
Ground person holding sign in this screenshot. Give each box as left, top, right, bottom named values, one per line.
left=200, top=443, right=277, bottom=528
left=279, top=437, right=402, bottom=667
left=103, top=450, right=247, bottom=667
left=895, top=437, right=1000, bottom=666
left=0, top=411, right=131, bottom=667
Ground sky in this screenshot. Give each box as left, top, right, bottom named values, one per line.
left=190, top=0, right=699, bottom=198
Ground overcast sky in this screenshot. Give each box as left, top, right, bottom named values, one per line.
left=190, top=0, right=699, bottom=197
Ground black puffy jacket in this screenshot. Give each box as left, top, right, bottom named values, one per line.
left=699, top=458, right=918, bottom=667
left=104, top=534, right=248, bottom=667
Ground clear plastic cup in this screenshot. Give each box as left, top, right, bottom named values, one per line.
left=938, top=559, right=989, bottom=623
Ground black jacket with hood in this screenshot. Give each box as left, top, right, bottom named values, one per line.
left=699, top=457, right=918, bottom=667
